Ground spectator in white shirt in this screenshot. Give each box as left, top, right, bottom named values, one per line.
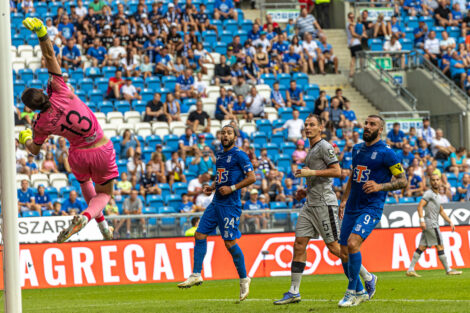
left=253, top=32, right=271, bottom=53
left=165, top=151, right=187, bottom=187
left=431, top=128, right=455, bottom=160
left=46, top=17, right=60, bottom=45
left=383, top=34, right=405, bottom=68
left=75, top=0, right=88, bottom=19
left=417, top=117, right=436, bottom=145
left=272, top=109, right=305, bottom=142
left=194, top=183, right=214, bottom=211
left=439, top=31, right=456, bottom=51
left=187, top=173, right=211, bottom=197
left=108, top=37, right=127, bottom=67
left=302, top=33, right=324, bottom=74
left=121, top=78, right=142, bottom=103
left=245, top=86, right=267, bottom=120
left=424, top=31, right=441, bottom=66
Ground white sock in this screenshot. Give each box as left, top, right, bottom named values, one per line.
left=359, top=265, right=372, bottom=282
left=288, top=273, right=302, bottom=294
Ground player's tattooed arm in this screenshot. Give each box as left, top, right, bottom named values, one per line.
left=380, top=172, right=408, bottom=191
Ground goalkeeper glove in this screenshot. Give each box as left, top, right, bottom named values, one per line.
left=22, top=18, right=48, bottom=38
left=19, top=129, right=33, bottom=145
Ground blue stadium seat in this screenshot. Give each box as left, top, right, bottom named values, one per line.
left=158, top=206, right=177, bottom=226
left=446, top=173, right=458, bottom=187
left=115, top=100, right=132, bottom=113
left=141, top=88, right=154, bottom=102
left=368, top=38, right=383, bottom=51
left=147, top=194, right=164, bottom=209
left=280, top=142, right=296, bottom=156
left=399, top=197, right=416, bottom=204
left=42, top=210, right=54, bottom=217
left=304, top=95, right=315, bottom=111
left=385, top=197, right=397, bottom=204
left=95, top=77, right=109, bottom=93
left=161, top=146, right=173, bottom=160
left=265, top=143, right=279, bottom=160
left=162, top=76, right=177, bottom=91
left=11, top=13, right=24, bottom=26
left=401, top=38, right=413, bottom=51
left=12, top=34, right=24, bottom=47
left=277, top=73, right=291, bottom=87
left=241, top=19, right=253, bottom=33
left=404, top=16, right=418, bottom=29
left=35, top=68, right=49, bottom=81
left=85, top=67, right=102, bottom=78
left=305, top=84, right=320, bottom=98
left=29, top=79, right=43, bottom=89
left=165, top=194, right=182, bottom=210
left=404, top=27, right=415, bottom=41
left=172, top=182, right=188, bottom=196
left=202, top=30, right=218, bottom=46
left=13, top=80, right=25, bottom=96
left=292, top=72, right=309, bottom=90
left=35, top=2, right=48, bottom=16
left=117, top=159, right=127, bottom=172
left=223, top=19, right=238, bottom=33
left=183, top=170, right=197, bottom=182
left=432, top=26, right=444, bottom=40
left=60, top=186, right=76, bottom=199
left=419, top=16, right=434, bottom=30
left=22, top=211, right=40, bottom=218
left=78, top=78, right=94, bottom=93
left=48, top=1, right=62, bottom=15
left=70, top=68, right=84, bottom=80
left=98, top=101, right=114, bottom=114
left=142, top=206, right=157, bottom=225
left=252, top=131, right=267, bottom=146
left=45, top=187, right=59, bottom=202
left=18, top=68, right=33, bottom=82
left=214, top=42, right=228, bottom=54
left=211, top=19, right=223, bottom=34
left=141, top=146, right=154, bottom=162
left=145, top=134, right=162, bottom=148
left=277, top=154, right=291, bottom=169
left=298, top=107, right=310, bottom=120
left=256, top=119, right=272, bottom=137
left=447, top=26, right=460, bottom=39
left=155, top=87, right=170, bottom=102
left=278, top=107, right=293, bottom=121
left=163, top=134, right=180, bottom=151
left=127, top=0, right=139, bottom=13
left=270, top=201, right=289, bottom=224
left=146, top=76, right=161, bottom=90
left=131, top=77, right=144, bottom=90
left=133, top=100, right=146, bottom=113
left=103, top=66, right=117, bottom=79
left=271, top=132, right=286, bottom=145
left=234, top=30, right=248, bottom=45
left=260, top=73, right=276, bottom=88
left=89, top=89, right=103, bottom=104
left=158, top=183, right=171, bottom=199
left=202, top=132, right=214, bottom=146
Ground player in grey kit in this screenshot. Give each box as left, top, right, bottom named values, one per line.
left=274, top=114, right=374, bottom=305
left=407, top=173, right=463, bottom=277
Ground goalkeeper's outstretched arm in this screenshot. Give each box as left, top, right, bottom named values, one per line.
left=23, top=18, right=61, bottom=75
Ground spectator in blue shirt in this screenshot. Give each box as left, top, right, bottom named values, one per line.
left=413, top=21, right=428, bottom=48
left=286, top=80, right=306, bottom=107
left=179, top=127, right=198, bottom=159
left=272, top=35, right=289, bottom=56
left=271, top=81, right=286, bottom=109
left=407, top=127, right=419, bottom=148
left=58, top=15, right=75, bottom=41
left=233, top=94, right=248, bottom=119
left=342, top=100, right=358, bottom=128
left=185, top=49, right=202, bottom=73
left=446, top=147, right=468, bottom=177
left=176, top=69, right=196, bottom=98
left=293, top=188, right=306, bottom=209
left=286, top=163, right=302, bottom=188
left=399, top=144, right=415, bottom=169
left=449, top=50, right=467, bottom=89
left=214, top=0, right=237, bottom=21
left=87, top=38, right=108, bottom=67
left=339, top=141, right=353, bottom=169
left=242, top=189, right=267, bottom=231
left=404, top=168, right=424, bottom=197
left=25, top=154, right=38, bottom=175
left=283, top=178, right=296, bottom=203
left=283, top=45, right=303, bottom=74
left=154, top=46, right=173, bottom=75
left=33, top=184, right=52, bottom=212
left=61, top=39, right=82, bottom=70
left=248, top=24, right=261, bottom=41
left=215, top=87, right=236, bottom=121
left=191, top=146, right=216, bottom=176
left=388, top=15, right=405, bottom=39
left=251, top=158, right=268, bottom=192
left=457, top=173, right=470, bottom=201
left=403, top=0, right=423, bottom=14
left=17, top=179, right=35, bottom=214
left=62, top=191, right=86, bottom=215
left=387, top=122, right=407, bottom=149
left=179, top=193, right=194, bottom=213
left=318, top=34, right=339, bottom=74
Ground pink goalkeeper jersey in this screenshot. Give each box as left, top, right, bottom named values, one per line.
left=33, top=73, right=103, bottom=148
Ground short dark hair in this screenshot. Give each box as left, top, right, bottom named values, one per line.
left=336, top=88, right=342, bottom=93
left=393, top=122, right=400, bottom=127
left=21, top=88, right=51, bottom=112
left=306, top=113, right=322, bottom=125
left=191, top=217, right=200, bottom=227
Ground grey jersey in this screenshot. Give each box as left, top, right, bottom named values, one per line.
left=305, top=139, right=339, bottom=206
left=422, top=189, right=441, bottom=227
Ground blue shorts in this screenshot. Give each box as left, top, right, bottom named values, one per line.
left=338, top=211, right=381, bottom=246
left=196, top=202, right=242, bottom=240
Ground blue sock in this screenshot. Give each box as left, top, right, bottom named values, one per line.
left=348, top=252, right=364, bottom=292
left=193, top=239, right=207, bottom=274
left=228, top=244, right=247, bottom=279
left=342, top=262, right=349, bottom=278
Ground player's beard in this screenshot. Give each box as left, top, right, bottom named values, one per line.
left=222, top=138, right=235, bottom=148
left=363, top=129, right=379, bottom=142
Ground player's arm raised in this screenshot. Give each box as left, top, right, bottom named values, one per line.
left=417, top=198, right=427, bottom=230
left=439, top=205, right=455, bottom=232
left=23, top=18, right=61, bottom=75
left=19, top=129, right=42, bottom=155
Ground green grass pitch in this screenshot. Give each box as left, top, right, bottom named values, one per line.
left=6, top=269, right=470, bottom=313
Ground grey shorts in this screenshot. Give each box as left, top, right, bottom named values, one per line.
left=295, top=204, right=339, bottom=243
left=419, top=227, right=443, bottom=247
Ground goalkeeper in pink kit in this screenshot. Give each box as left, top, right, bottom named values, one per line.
left=19, top=18, right=117, bottom=243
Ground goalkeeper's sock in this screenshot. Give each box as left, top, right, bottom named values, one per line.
left=408, top=249, right=423, bottom=272
left=82, top=193, right=111, bottom=220
left=348, top=251, right=364, bottom=292
left=289, top=261, right=306, bottom=294
left=359, top=265, right=372, bottom=282
left=193, top=239, right=207, bottom=274
left=438, top=250, right=450, bottom=272
left=80, top=181, right=107, bottom=225
left=228, top=244, right=247, bottom=279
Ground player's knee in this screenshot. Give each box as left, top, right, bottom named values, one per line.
left=194, top=232, right=207, bottom=240
left=347, top=237, right=361, bottom=253
left=293, top=240, right=307, bottom=255
left=224, top=240, right=236, bottom=249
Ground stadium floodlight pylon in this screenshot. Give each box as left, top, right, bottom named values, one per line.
left=0, top=3, right=23, bottom=313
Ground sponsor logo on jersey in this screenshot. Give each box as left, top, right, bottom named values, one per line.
left=216, top=168, right=229, bottom=183
left=371, top=151, right=377, bottom=159
left=353, top=165, right=370, bottom=183
left=227, top=155, right=232, bottom=163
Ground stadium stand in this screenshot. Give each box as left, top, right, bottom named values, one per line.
left=12, top=0, right=469, bottom=238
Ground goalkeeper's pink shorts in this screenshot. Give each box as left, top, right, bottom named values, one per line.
left=68, top=141, right=119, bottom=185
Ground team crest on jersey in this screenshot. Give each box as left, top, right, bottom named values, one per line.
left=353, top=165, right=370, bottom=183
left=227, top=155, right=232, bottom=163
left=371, top=151, right=377, bottom=159
left=328, top=149, right=335, bottom=158
left=216, top=168, right=229, bottom=183
left=355, top=224, right=362, bottom=232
